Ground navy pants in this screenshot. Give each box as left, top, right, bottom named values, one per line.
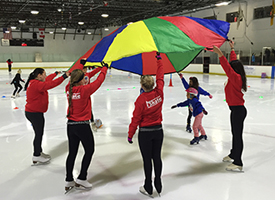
left=138, top=126, right=163, bottom=194
left=25, top=111, right=45, bottom=156
left=66, top=122, right=95, bottom=181
left=229, top=105, right=247, bottom=166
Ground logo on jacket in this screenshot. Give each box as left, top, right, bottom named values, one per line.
left=146, top=96, right=162, bottom=108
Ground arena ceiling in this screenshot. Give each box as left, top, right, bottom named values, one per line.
left=0, top=0, right=231, bottom=32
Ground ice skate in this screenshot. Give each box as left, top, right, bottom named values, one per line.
left=139, top=186, right=154, bottom=198
left=40, top=152, right=51, bottom=159
left=91, top=122, right=97, bottom=132
left=16, top=93, right=20, bottom=97
left=186, top=124, right=192, bottom=133
left=199, top=134, right=207, bottom=141
left=65, top=181, right=75, bottom=194
left=32, top=155, right=50, bottom=166
left=223, top=155, right=233, bottom=163
left=190, top=137, right=200, bottom=145
left=226, top=163, right=243, bottom=172
left=11, top=95, right=15, bottom=99
left=75, top=179, right=92, bottom=190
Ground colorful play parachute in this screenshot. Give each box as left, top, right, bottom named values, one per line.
left=69, top=16, right=230, bottom=75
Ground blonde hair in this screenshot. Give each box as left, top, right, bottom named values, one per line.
left=67, top=69, right=84, bottom=117
left=17, top=69, right=21, bottom=74
left=140, top=75, right=154, bottom=91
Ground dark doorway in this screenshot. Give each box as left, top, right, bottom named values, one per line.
left=203, top=57, right=210, bottom=73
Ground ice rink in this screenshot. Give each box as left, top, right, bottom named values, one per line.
left=0, top=67, right=275, bottom=200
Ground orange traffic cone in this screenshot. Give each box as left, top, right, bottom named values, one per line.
left=169, top=74, right=173, bottom=87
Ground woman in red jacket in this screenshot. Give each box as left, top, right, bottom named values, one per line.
left=64, top=63, right=107, bottom=192
left=212, top=41, right=247, bottom=172
left=24, top=68, right=69, bottom=164
left=128, top=52, right=164, bottom=197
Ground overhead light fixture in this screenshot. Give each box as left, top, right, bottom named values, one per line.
left=87, top=32, right=92, bottom=35
left=101, top=14, right=109, bottom=18
left=215, top=1, right=231, bottom=6
left=104, top=28, right=109, bottom=31
left=31, top=10, right=39, bottom=14
left=49, top=31, right=54, bottom=34
left=11, top=26, right=17, bottom=30
left=19, top=20, right=26, bottom=23
left=78, top=22, right=84, bottom=25
left=57, top=8, right=62, bottom=12
left=61, top=27, right=67, bottom=30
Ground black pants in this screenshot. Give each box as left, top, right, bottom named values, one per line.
left=138, top=125, right=163, bottom=194
left=13, top=84, right=23, bottom=95
left=8, top=65, right=11, bottom=72
left=187, top=108, right=192, bottom=125
left=66, top=122, right=95, bottom=181
left=229, top=106, right=247, bottom=166
left=25, top=111, right=45, bottom=156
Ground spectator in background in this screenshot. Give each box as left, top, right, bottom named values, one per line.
left=6, top=59, right=13, bottom=73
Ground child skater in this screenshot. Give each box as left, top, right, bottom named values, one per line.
left=25, top=68, right=69, bottom=164
left=211, top=41, right=247, bottom=172
left=178, top=73, right=212, bottom=133
left=81, top=60, right=102, bottom=131
left=64, top=62, right=107, bottom=192
left=171, top=87, right=207, bottom=145
left=11, top=69, right=25, bottom=98
left=128, top=52, right=164, bottom=198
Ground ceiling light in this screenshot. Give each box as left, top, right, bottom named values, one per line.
left=11, top=26, right=17, bottom=30
left=215, top=1, right=231, bottom=6
left=31, top=10, right=39, bottom=14
left=57, top=8, right=62, bottom=12
left=101, top=14, right=109, bottom=18
left=61, top=27, right=67, bottom=30
left=88, top=32, right=92, bottom=35
left=49, top=31, right=54, bottom=34
left=104, top=28, right=109, bottom=31
left=78, top=22, right=84, bottom=25
left=19, top=20, right=26, bottom=23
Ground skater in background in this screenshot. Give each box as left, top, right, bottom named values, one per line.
left=6, top=59, right=13, bottom=73
left=81, top=60, right=101, bottom=131
left=10, top=69, right=25, bottom=98
left=211, top=40, right=247, bottom=172
left=128, top=52, right=164, bottom=198
left=24, top=68, right=69, bottom=165
left=171, top=87, right=207, bottom=145
left=65, top=62, right=107, bottom=192
left=178, top=73, right=212, bottom=133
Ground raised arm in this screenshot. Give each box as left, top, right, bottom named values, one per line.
left=155, top=52, right=164, bottom=91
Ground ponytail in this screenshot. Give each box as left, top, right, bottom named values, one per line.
left=67, top=82, right=74, bottom=118
left=24, top=68, right=44, bottom=91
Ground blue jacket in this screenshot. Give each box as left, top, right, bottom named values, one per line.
left=177, top=97, right=204, bottom=117
left=181, top=76, right=210, bottom=99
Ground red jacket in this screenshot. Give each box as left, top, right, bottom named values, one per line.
left=6, top=61, right=13, bottom=65
left=219, top=50, right=244, bottom=106
left=25, top=73, right=66, bottom=113
left=128, top=59, right=164, bottom=138
left=66, top=67, right=107, bottom=121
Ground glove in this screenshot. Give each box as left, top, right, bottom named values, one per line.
left=55, top=71, right=61, bottom=75
left=178, top=73, right=183, bottom=79
left=155, top=52, right=162, bottom=60
left=91, top=66, right=96, bottom=69
left=203, top=109, right=208, bottom=115
left=80, top=59, right=87, bottom=65
left=128, top=137, right=133, bottom=144
left=171, top=105, right=177, bottom=109
left=101, top=61, right=109, bottom=69
left=209, top=94, right=213, bottom=99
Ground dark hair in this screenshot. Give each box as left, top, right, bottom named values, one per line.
left=189, top=77, right=199, bottom=90
left=67, top=69, right=84, bottom=117
left=7, top=59, right=11, bottom=62
left=24, top=68, right=44, bottom=91
left=229, top=60, right=247, bottom=92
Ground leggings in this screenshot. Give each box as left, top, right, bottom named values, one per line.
left=229, top=106, right=247, bottom=166
left=138, top=125, right=163, bottom=194
left=13, top=84, right=23, bottom=95
left=25, top=111, right=45, bottom=156
left=187, top=108, right=192, bottom=125
left=192, top=112, right=205, bottom=137
left=66, top=122, right=95, bottom=181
